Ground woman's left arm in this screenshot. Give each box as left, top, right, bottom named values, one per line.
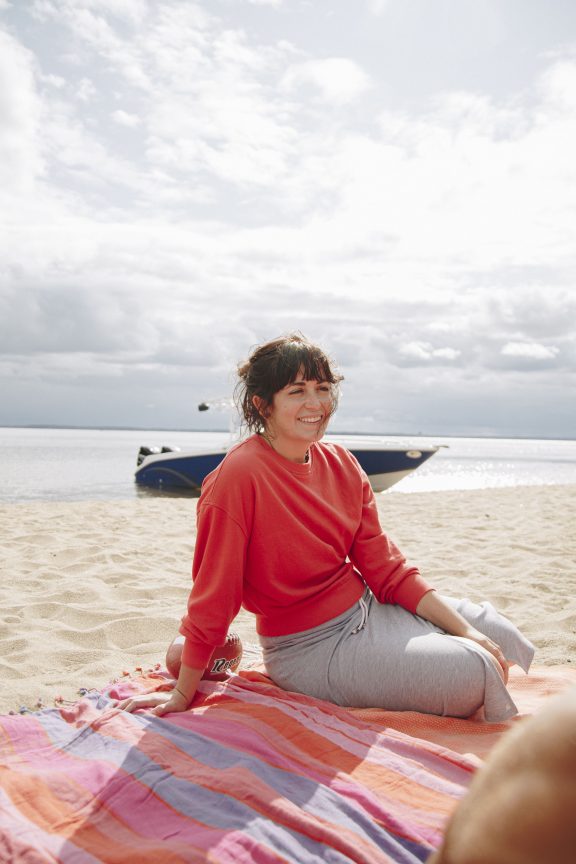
left=416, top=590, right=509, bottom=682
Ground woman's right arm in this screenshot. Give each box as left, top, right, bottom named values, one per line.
left=117, top=468, right=251, bottom=715
left=117, top=503, right=248, bottom=715
left=115, top=662, right=205, bottom=715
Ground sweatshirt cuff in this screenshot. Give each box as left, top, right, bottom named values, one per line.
left=181, top=637, right=215, bottom=670
left=393, top=578, right=435, bottom=614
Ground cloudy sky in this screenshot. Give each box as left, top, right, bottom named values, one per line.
left=1, top=0, right=575, bottom=438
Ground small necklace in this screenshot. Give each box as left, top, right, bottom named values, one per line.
left=260, top=432, right=309, bottom=464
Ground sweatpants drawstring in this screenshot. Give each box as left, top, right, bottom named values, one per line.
left=351, top=595, right=368, bottom=634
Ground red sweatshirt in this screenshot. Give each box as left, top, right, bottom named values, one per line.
left=179, top=434, right=433, bottom=668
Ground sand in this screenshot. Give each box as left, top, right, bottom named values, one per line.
left=1, top=484, right=575, bottom=714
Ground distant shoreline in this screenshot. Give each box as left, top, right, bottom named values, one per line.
left=1, top=424, right=574, bottom=443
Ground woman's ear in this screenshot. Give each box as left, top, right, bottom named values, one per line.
left=252, top=395, right=269, bottom=418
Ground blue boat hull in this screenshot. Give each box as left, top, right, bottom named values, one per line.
left=135, top=439, right=439, bottom=494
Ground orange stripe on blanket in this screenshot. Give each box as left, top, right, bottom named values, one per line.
left=347, top=666, right=576, bottom=760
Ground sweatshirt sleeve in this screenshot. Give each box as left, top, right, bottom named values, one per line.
left=179, top=502, right=247, bottom=669
left=348, top=470, right=434, bottom=613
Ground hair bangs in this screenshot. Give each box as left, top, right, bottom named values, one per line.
left=277, top=343, right=336, bottom=390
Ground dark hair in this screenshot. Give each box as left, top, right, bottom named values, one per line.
left=235, top=333, right=343, bottom=433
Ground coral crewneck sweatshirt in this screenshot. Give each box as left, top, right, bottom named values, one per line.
left=179, top=434, right=433, bottom=669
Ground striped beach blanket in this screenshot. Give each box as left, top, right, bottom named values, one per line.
left=3, top=665, right=575, bottom=863
left=0, top=669, right=476, bottom=863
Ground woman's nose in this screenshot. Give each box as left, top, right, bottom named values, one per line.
left=304, top=389, right=322, bottom=407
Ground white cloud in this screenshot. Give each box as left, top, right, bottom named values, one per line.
left=398, top=342, right=460, bottom=362
left=35, top=4, right=300, bottom=194
left=281, top=58, right=371, bottom=104
left=434, top=347, right=461, bottom=361
left=76, top=76, right=96, bottom=101
left=538, top=59, right=576, bottom=109
left=33, top=0, right=148, bottom=26
left=41, top=72, right=66, bottom=88
left=0, top=29, right=44, bottom=193
left=37, top=3, right=152, bottom=89
left=400, top=341, right=434, bottom=360
left=111, top=108, right=140, bottom=127
left=501, top=342, right=560, bottom=360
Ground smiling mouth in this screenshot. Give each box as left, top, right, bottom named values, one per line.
left=298, top=415, right=323, bottom=424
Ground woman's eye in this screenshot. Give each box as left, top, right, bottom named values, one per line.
left=287, top=384, right=330, bottom=395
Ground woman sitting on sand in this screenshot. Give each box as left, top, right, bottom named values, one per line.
left=119, top=333, right=534, bottom=720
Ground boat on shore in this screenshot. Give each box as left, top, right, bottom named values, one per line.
left=134, top=434, right=441, bottom=494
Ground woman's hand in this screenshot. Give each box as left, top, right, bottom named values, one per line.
left=113, top=662, right=204, bottom=716
left=114, top=687, right=191, bottom=716
left=415, top=590, right=509, bottom=683
left=459, top=626, right=510, bottom=683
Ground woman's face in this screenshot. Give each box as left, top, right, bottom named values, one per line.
left=259, top=372, right=334, bottom=453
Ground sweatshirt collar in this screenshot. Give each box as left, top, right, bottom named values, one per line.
left=255, top=433, right=314, bottom=475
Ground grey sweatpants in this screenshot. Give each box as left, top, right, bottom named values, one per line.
left=260, top=589, right=535, bottom=721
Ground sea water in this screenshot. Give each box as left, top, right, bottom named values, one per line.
left=1, top=426, right=576, bottom=503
